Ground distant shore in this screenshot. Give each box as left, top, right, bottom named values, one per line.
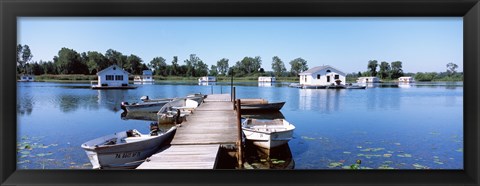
left=21, top=74, right=462, bottom=83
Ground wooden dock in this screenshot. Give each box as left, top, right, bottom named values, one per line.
left=137, top=94, right=238, bottom=169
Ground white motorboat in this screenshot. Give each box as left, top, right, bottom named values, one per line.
left=156, top=99, right=199, bottom=124
left=81, top=126, right=177, bottom=169
left=242, top=118, right=295, bottom=149
left=120, top=100, right=171, bottom=113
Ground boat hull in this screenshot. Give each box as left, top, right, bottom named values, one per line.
left=82, top=127, right=176, bottom=169
left=242, top=119, right=295, bottom=149
left=243, top=129, right=293, bottom=149
left=123, top=101, right=169, bottom=113
left=241, top=102, right=285, bottom=111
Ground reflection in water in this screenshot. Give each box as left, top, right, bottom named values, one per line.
left=258, top=82, right=273, bottom=87
left=59, top=95, right=81, bottom=113
left=298, top=89, right=343, bottom=112
left=198, top=82, right=216, bottom=86
left=366, top=88, right=401, bottom=110
left=398, top=82, right=413, bottom=89
left=121, top=111, right=157, bottom=121
left=241, top=110, right=285, bottom=120
left=17, top=95, right=34, bottom=115
left=96, top=90, right=128, bottom=112
left=243, top=143, right=295, bottom=169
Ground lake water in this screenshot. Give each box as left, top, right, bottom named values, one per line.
left=17, top=81, right=463, bottom=169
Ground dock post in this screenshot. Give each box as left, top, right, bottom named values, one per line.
left=211, top=86, right=213, bottom=94
left=236, top=99, right=243, bottom=168
left=233, top=87, right=236, bottom=110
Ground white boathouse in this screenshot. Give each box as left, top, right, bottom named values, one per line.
left=134, top=70, right=154, bottom=84
left=398, top=76, right=415, bottom=83
left=298, top=65, right=346, bottom=86
left=258, top=76, right=276, bottom=82
left=357, top=77, right=380, bottom=83
left=198, top=76, right=216, bottom=83
left=91, top=64, right=136, bottom=89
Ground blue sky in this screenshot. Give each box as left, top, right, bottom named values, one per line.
left=18, top=17, right=462, bottom=73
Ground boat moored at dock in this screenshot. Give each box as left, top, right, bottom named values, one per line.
left=242, top=118, right=295, bottom=149
left=81, top=125, right=177, bottom=169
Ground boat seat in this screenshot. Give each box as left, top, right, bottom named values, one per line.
left=123, top=136, right=154, bottom=143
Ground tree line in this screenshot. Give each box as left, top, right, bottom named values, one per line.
left=346, top=60, right=462, bottom=81
left=16, top=45, right=310, bottom=78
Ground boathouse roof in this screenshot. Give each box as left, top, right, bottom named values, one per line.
left=97, top=64, right=129, bottom=75
left=299, top=65, right=345, bottom=76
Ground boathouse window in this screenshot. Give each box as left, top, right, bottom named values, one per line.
left=326, top=70, right=331, bottom=73
left=317, top=74, right=320, bottom=79
left=106, top=75, right=114, bottom=80
left=327, top=76, right=330, bottom=82
left=335, top=75, right=339, bottom=79
left=115, top=75, right=123, bottom=81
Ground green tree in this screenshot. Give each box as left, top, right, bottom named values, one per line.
left=170, top=56, right=178, bottom=76
left=367, top=60, right=378, bottom=77
left=216, top=58, right=229, bottom=75
left=195, top=60, right=209, bottom=77
left=125, top=55, right=143, bottom=75
left=16, top=44, right=24, bottom=73
left=31, top=61, right=44, bottom=75
left=105, top=49, right=127, bottom=68
left=41, top=61, right=56, bottom=74
left=390, top=61, right=403, bottom=79
left=379, top=61, right=391, bottom=79
left=149, top=57, right=167, bottom=76
left=54, top=47, right=87, bottom=74
left=446, top=62, right=458, bottom=77
left=86, top=51, right=107, bottom=74
left=209, top=65, right=218, bottom=76
left=233, top=56, right=262, bottom=76
left=184, top=54, right=205, bottom=77
left=17, top=44, right=33, bottom=74
left=272, top=56, right=286, bottom=77
left=289, top=57, right=308, bottom=76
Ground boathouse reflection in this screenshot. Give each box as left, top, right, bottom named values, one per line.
left=298, top=89, right=343, bottom=113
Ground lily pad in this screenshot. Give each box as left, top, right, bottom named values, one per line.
left=455, top=148, right=463, bottom=152
left=412, top=163, right=429, bottom=169
left=343, top=151, right=351, bottom=154
left=378, top=165, right=394, bottom=169
left=383, top=154, right=392, bottom=158
left=397, top=153, right=412, bottom=158
left=360, top=148, right=384, bottom=152
left=394, top=143, right=401, bottom=146
left=301, top=136, right=315, bottom=140
left=20, top=151, right=30, bottom=155
left=327, top=162, right=343, bottom=168
left=36, top=153, right=46, bottom=157
left=17, top=160, right=30, bottom=164
left=356, top=146, right=363, bottom=149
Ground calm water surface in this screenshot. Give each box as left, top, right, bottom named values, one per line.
left=17, top=81, right=463, bottom=169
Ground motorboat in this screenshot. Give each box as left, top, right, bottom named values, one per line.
left=81, top=125, right=177, bottom=169
left=242, top=118, right=295, bottom=149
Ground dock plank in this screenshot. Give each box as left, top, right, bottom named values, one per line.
left=137, top=144, right=220, bottom=169
left=137, top=94, right=238, bottom=169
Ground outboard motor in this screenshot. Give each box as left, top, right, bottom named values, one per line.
left=140, top=96, right=149, bottom=102
left=149, top=122, right=159, bottom=136
left=120, top=102, right=129, bottom=112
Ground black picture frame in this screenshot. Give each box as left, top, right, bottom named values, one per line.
left=1, top=0, right=479, bottom=185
